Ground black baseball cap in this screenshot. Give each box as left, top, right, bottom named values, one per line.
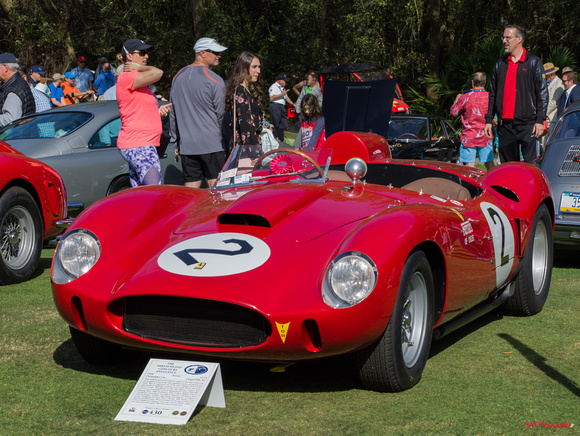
left=122, top=39, right=154, bottom=55
left=276, top=73, right=289, bottom=81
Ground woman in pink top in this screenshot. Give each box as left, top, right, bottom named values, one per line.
left=116, top=38, right=172, bottom=186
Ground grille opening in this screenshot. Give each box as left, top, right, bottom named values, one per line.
left=559, top=145, right=580, bottom=176
left=123, top=296, right=271, bottom=348
left=219, top=213, right=271, bottom=227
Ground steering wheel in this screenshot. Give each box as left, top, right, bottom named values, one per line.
left=252, top=148, right=324, bottom=177
left=397, top=133, right=419, bottom=139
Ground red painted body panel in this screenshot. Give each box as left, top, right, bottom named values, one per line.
left=0, top=140, right=67, bottom=240
left=51, top=133, right=553, bottom=362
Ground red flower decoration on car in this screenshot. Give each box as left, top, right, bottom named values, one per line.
left=270, top=155, right=294, bottom=174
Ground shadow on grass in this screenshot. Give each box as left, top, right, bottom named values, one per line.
left=29, top=253, right=54, bottom=281
left=51, top=309, right=511, bottom=393
left=554, top=251, right=580, bottom=269
left=53, top=339, right=146, bottom=381
left=53, top=339, right=361, bottom=393
left=498, top=333, right=580, bottom=399
left=429, top=311, right=504, bottom=358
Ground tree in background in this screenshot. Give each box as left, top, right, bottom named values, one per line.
left=1, top=0, right=578, bottom=107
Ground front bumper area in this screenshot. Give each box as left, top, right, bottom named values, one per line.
left=54, top=289, right=390, bottom=362
left=554, top=221, right=580, bottom=248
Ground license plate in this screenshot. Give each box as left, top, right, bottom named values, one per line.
left=560, top=192, right=580, bottom=213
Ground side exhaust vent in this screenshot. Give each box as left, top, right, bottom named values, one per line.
left=490, top=185, right=519, bottom=203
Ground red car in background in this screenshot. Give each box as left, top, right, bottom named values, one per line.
left=288, top=63, right=410, bottom=118
left=0, top=140, right=67, bottom=284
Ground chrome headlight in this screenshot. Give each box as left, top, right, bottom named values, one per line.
left=323, top=252, right=377, bottom=308
left=52, top=229, right=101, bottom=284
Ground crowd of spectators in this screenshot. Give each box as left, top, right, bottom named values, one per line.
left=2, top=23, right=576, bottom=182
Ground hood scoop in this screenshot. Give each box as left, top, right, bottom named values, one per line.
left=217, top=185, right=330, bottom=229
left=218, top=213, right=271, bottom=227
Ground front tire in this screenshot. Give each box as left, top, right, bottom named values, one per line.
left=0, top=187, right=43, bottom=285
left=356, top=250, right=434, bottom=392
left=502, top=204, right=553, bottom=316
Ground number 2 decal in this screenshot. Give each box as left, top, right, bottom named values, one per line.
left=481, top=202, right=515, bottom=288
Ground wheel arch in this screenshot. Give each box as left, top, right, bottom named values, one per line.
left=413, top=241, right=446, bottom=326
left=106, top=174, right=131, bottom=196
left=0, top=179, right=46, bottom=235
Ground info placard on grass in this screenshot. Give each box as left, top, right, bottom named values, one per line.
left=115, top=358, right=225, bottom=425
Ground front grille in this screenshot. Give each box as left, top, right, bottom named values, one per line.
left=558, top=145, right=580, bottom=176
left=123, top=296, right=271, bottom=348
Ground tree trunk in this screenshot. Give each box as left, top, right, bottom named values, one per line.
left=191, top=0, right=204, bottom=41
left=428, top=0, right=442, bottom=78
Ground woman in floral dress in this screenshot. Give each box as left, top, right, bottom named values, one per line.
left=224, top=51, right=263, bottom=158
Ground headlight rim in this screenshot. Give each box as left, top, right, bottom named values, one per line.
left=52, top=228, right=101, bottom=284
left=323, top=251, right=378, bottom=308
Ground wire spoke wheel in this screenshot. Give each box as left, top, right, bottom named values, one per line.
left=1, top=205, right=36, bottom=270
left=0, top=187, right=43, bottom=285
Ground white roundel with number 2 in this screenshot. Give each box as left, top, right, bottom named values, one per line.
left=481, top=202, right=515, bottom=288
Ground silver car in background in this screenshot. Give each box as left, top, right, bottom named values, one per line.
left=0, top=101, right=183, bottom=214
left=538, top=101, right=580, bottom=249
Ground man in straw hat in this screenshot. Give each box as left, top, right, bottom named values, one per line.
left=543, top=62, right=564, bottom=148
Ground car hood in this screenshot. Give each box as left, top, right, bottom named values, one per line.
left=64, top=182, right=402, bottom=314
left=174, top=182, right=395, bottom=242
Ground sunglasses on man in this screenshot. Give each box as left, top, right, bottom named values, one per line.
left=131, top=50, right=148, bottom=57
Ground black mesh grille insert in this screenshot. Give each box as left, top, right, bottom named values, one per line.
left=123, top=296, right=271, bottom=348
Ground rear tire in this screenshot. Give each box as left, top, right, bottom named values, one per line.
left=106, top=175, right=131, bottom=196
left=0, top=187, right=43, bottom=285
left=502, top=204, right=552, bottom=316
left=356, top=250, right=434, bottom=392
left=69, top=327, right=127, bottom=364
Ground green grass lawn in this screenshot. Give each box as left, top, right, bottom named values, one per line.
left=1, top=249, right=578, bottom=435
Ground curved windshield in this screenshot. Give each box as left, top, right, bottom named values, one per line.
left=0, top=112, right=92, bottom=141
left=553, top=110, right=580, bottom=140
left=387, top=117, right=429, bottom=140
left=213, top=144, right=332, bottom=189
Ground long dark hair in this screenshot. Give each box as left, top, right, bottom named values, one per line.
left=301, top=94, right=323, bottom=121
left=225, top=51, right=262, bottom=111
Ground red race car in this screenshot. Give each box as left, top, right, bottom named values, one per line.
left=52, top=133, right=553, bottom=392
left=1, top=140, right=67, bottom=284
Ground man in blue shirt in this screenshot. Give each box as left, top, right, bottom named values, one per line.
left=93, top=62, right=116, bottom=99
left=48, top=73, right=65, bottom=107
left=71, top=55, right=94, bottom=93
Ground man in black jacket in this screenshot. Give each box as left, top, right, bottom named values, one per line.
left=484, top=24, right=548, bottom=163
